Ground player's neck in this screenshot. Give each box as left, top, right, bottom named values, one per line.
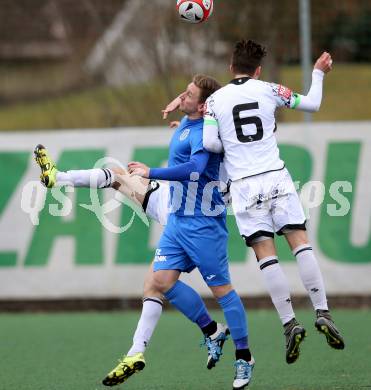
left=187, top=113, right=202, bottom=121
left=234, top=73, right=253, bottom=79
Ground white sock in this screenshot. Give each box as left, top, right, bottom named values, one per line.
left=293, top=244, right=328, bottom=311
left=127, top=297, right=163, bottom=356
left=56, top=168, right=113, bottom=188
left=259, top=256, right=295, bottom=325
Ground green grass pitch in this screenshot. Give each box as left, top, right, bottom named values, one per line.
left=1, top=309, right=370, bottom=389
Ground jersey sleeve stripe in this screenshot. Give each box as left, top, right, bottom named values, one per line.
left=204, top=118, right=218, bottom=125
left=292, top=93, right=301, bottom=109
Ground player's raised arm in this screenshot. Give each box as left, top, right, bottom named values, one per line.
left=162, top=93, right=185, bottom=119
left=294, top=51, right=333, bottom=112
left=270, top=52, right=333, bottom=113
left=203, top=96, right=223, bottom=153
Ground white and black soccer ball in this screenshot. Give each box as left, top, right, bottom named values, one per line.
left=177, top=0, right=214, bottom=24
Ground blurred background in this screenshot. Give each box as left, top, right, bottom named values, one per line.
left=0, top=1, right=370, bottom=389
left=0, top=0, right=370, bottom=130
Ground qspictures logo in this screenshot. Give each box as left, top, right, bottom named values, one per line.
left=0, top=125, right=370, bottom=267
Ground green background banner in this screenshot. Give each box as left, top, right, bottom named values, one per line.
left=0, top=123, right=370, bottom=298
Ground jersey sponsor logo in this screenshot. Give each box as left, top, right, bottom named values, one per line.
left=205, top=111, right=217, bottom=119
left=179, top=129, right=190, bottom=141
left=277, top=85, right=292, bottom=100
left=207, top=96, right=215, bottom=108
left=154, top=249, right=167, bottom=262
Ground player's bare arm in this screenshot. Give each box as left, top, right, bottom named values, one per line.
left=162, top=92, right=185, bottom=119
left=128, top=162, right=150, bottom=178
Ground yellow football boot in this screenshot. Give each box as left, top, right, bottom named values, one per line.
left=34, top=144, right=58, bottom=188
left=102, top=353, right=146, bottom=387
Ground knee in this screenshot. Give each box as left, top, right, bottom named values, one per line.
left=210, top=284, right=233, bottom=299
left=111, top=166, right=126, bottom=175
left=285, top=230, right=309, bottom=250
left=151, top=272, right=175, bottom=294
left=251, top=238, right=276, bottom=261
left=143, top=276, right=163, bottom=298
left=111, top=166, right=127, bottom=190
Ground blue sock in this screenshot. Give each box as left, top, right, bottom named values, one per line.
left=164, top=281, right=213, bottom=329
left=217, top=290, right=249, bottom=349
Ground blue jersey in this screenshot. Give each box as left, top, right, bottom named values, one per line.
left=167, top=116, right=225, bottom=217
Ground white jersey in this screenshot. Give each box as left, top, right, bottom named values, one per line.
left=204, top=77, right=300, bottom=181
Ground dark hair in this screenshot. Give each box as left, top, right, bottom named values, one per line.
left=231, top=39, right=267, bottom=75
left=192, top=74, right=221, bottom=103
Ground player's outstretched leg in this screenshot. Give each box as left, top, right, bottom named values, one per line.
left=284, top=318, right=307, bottom=364
left=233, top=357, right=255, bottom=390
left=34, top=143, right=117, bottom=189
left=315, top=309, right=345, bottom=350
left=34, top=144, right=58, bottom=188
left=202, top=322, right=230, bottom=369
left=102, top=353, right=146, bottom=387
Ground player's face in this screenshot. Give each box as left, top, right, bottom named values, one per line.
left=179, top=82, right=203, bottom=117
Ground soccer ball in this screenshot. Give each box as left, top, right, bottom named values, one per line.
left=177, top=0, right=214, bottom=24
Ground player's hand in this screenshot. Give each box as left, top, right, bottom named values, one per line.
left=170, top=121, right=180, bottom=129
left=314, top=52, right=333, bottom=74
left=128, top=162, right=150, bottom=178
left=162, top=93, right=184, bottom=119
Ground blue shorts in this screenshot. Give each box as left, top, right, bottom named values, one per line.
left=153, top=214, right=231, bottom=286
